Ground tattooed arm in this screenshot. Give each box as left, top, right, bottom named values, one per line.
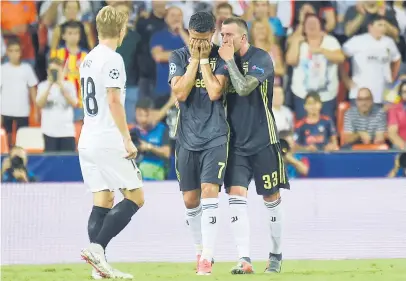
left=225, top=58, right=259, bottom=97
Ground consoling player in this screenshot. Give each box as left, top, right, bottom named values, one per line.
left=219, top=17, right=290, bottom=274
left=168, top=12, right=229, bottom=275
left=78, top=6, right=144, bottom=279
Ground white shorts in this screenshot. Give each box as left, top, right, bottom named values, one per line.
left=79, top=148, right=143, bottom=193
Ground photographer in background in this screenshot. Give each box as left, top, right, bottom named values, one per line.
left=388, top=153, right=406, bottom=178
left=1, top=146, right=36, bottom=183
left=130, top=97, right=171, bottom=180
left=279, top=130, right=310, bottom=179
left=36, top=58, right=78, bottom=152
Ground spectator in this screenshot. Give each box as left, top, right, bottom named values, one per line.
left=388, top=81, right=406, bottom=150
left=36, top=58, right=77, bottom=152
left=279, top=130, right=309, bottom=179
left=50, top=21, right=88, bottom=122
left=387, top=153, right=406, bottom=177
left=286, top=13, right=344, bottom=120
left=342, top=14, right=401, bottom=105
left=272, top=86, right=294, bottom=132
left=344, top=1, right=399, bottom=40
left=130, top=98, right=171, bottom=181
left=212, top=2, right=233, bottom=46
left=243, top=1, right=285, bottom=37
left=250, top=19, right=285, bottom=86
left=115, top=2, right=141, bottom=123
left=50, top=1, right=95, bottom=51
left=392, top=0, right=406, bottom=72
left=333, top=0, right=356, bottom=44
left=1, top=1, right=37, bottom=66
left=136, top=1, right=166, bottom=99
left=40, top=1, right=93, bottom=28
left=295, top=92, right=338, bottom=152
left=1, top=38, right=38, bottom=146
left=291, top=1, right=336, bottom=33
left=214, top=0, right=248, bottom=17
left=1, top=146, right=36, bottom=183
left=342, top=88, right=387, bottom=147
left=150, top=6, right=188, bottom=109
left=286, top=3, right=316, bottom=46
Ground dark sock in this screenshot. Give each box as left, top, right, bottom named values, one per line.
left=94, top=199, right=139, bottom=249
left=88, top=206, right=110, bottom=243
left=269, top=252, right=282, bottom=261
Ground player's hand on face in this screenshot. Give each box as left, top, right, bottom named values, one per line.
left=200, top=40, right=211, bottom=59
left=124, top=138, right=138, bottom=159
left=219, top=39, right=234, bottom=61
left=190, top=39, right=201, bottom=60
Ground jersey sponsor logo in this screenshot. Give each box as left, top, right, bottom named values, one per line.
left=169, top=63, right=177, bottom=75
left=109, top=69, right=120, bottom=79
left=195, top=78, right=206, bottom=88
left=252, top=65, right=264, bottom=74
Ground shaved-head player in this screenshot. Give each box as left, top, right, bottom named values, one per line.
left=219, top=17, right=290, bottom=274
left=169, top=11, right=229, bottom=275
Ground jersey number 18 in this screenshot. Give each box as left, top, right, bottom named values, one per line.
left=80, top=77, right=98, bottom=116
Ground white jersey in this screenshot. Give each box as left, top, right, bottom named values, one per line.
left=78, top=44, right=127, bottom=150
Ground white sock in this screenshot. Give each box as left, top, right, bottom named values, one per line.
left=201, top=198, right=219, bottom=261
left=185, top=204, right=203, bottom=256
left=264, top=198, right=283, bottom=255
left=229, top=195, right=250, bottom=260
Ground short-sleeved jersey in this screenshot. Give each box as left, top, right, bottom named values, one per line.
left=294, top=116, right=337, bottom=150
left=226, top=46, right=277, bottom=156
left=78, top=44, right=127, bottom=150
left=168, top=45, right=229, bottom=151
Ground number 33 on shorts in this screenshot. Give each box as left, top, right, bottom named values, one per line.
left=262, top=171, right=278, bottom=189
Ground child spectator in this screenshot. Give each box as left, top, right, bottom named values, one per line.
left=1, top=1, right=37, bottom=65
left=36, top=58, right=77, bottom=152
left=388, top=81, right=406, bottom=150
left=279, top=130, right=309, bottom=179
left=294, top=92, right=339, bottom=152
left=342, top=88, right=387, bottom=147
left=50, top=21, right=88, bottom=122
left=130, top=98, right=171, bottom=181
left=1, top=38, right=38, bottom=146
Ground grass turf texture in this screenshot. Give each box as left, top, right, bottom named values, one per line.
left=2, top=259, right=405, bottom=281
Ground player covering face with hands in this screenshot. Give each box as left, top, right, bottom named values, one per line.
left=219, top=17, right=290, bottom=274
left=169, top=12, right=230, bottom=275
left=78, top=6, right=143, bottom=279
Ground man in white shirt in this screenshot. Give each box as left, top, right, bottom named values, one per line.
left=36, top=58, right=77, bottom=152
left=272, top=86, right=294, bottom=132
left=0, top=38, right=38, bottom=146
left=78, top=6, right=143, bottom=279
left=342, top=14, right=401, bottom=104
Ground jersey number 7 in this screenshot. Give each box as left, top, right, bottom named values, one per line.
left=80, top=77, right=98, bottom=116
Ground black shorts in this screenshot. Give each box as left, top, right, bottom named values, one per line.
left=43, top=134, right=76, bottom=152
left=224, top=144, right=290, bottom=196
left=175, top=143, right=228, bottom=192
left=1, top=115, right=29, bottom=134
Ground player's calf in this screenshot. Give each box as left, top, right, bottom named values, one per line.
left=88, top=191, right=114, bottom=243
left=227, top=186, right=251, bottom=270
left=198, top=183, right=220, bottom=274
left=263, top=192, right=283, bottom=273
left=183, top=190, right=203, bottom=261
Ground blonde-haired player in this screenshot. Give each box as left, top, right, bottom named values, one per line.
left=79, top=6, right=144, bottom=279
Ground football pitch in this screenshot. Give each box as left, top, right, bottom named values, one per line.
left=2, top=259, right=406, bottom=281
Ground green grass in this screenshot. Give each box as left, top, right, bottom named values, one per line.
left=2, top=259, right=406, bottom=281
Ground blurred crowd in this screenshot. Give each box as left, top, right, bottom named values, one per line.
left=1, top=0, right=406, bottom=180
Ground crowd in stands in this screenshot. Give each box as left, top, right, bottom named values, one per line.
left=1, top=1, right=406, bottom=180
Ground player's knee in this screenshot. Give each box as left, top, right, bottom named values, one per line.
left=183, top=190, right=200, bottom=209
left=93, top=191, right=114, bottom=208
left=122, top=188, right=145, bottom=208
left=201, top=183, right=219, bottom=198
left=227, top=186, right=248, bottom=197
left=263, top=191, right=280, bottom=202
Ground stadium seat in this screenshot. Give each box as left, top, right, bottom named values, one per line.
left=29, top=105, right=41, bottom=127
left=337, top=101, right=351, bottom=145
left=15, top=127, right=44, bottom=153
left=1, top=129, right=9, bottom=154
left=74, top=122, right=83, bottom=148
left=352, top=144, right=389, bottom=151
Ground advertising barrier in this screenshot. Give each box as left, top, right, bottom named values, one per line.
left=2, top=179, right=406, bottom=265
left=0, top=151, right=401, bottom=182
